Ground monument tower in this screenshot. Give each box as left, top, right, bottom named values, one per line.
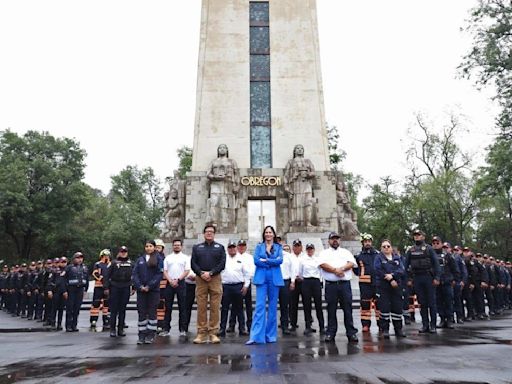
left=163, top=0, right=358, bottom=249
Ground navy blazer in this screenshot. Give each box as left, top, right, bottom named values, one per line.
left=252, top=242, right=284, bottom=287
left=132, top=254, right=164, bottom=292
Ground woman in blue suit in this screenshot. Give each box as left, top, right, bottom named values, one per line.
left=246, top=225, right=284, bottom=345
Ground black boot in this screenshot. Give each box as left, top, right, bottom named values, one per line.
left=137, top=331, right=145, bottom=345
left=110, top=326, right=117, bottom=338
left=393, top=321, right=406, bottom=338
left=117, top=327, right=126, bottom=337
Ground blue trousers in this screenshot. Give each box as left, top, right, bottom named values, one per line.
left=436, top=283, right=454, bottom=321
left=66, top=286, right=84, bottom=330
left=250, top=272, right=279, bottom=344
left=413, top=274, right=437, bottom=328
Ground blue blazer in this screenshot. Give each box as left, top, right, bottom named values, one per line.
left=252, top=242, right=284, bottom=287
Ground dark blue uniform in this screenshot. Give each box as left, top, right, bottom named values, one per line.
left=105, top=257, right=133, bottom=335
left=453, top=253, right=468, bottom=323
left=404, top=243, right=440, bottom=332
left=65, top=263, right=89, bottom=331
left=435, top=250, right=460, bottom=328
left=50, top=267, right=67, bottom=329
left=374, top=253, right=405, bottom=336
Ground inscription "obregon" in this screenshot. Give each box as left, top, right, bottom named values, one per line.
left=240, top=176, right=282, bottom=187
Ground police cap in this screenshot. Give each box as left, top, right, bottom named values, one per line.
left=328, top=232, right=341, bottom=239
left=73, top=252, right=84, bottom=259
left=119, top=245, right=128, bottom=252
left=292, top=239, right=302, bottom=246
left=431, top=236, right=442, bottom=243
left=305, top=243, right=315, bottom=249
left=237, top=239, right=247, bottom=246
left=412, top=229, right=425, bottom=236
left=227, top=240, right=237, bottom=248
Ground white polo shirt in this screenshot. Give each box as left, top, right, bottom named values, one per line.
left=280, top=251, right=298, bottom=283
left=237, top=251, right=255, bottom=280
left=221, top=254, right=250, bottom=288
left=318, top=247, right=356, bottom=282
left=299, top=253, right=322, bottom=279
left=163, top=252, right=189, bottom=280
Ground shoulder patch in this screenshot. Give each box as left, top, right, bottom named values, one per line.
left=214, top=244, right=220, bottom=248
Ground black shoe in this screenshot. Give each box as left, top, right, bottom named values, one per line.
left=456, top=318, right=464, bottom=324
left=395, top=329, right=407, bottom=338
left=72, top=328, right=79, bottom=332
left=347, top=334, right=358, bottom=343
left=382, top=330, right=390, bottom=339
left=56, top=326, right=63, bottom=331
left=446, top=321, right=455, bottom=329
left=464, top=317, right=473, bottom=322
left=419, top=326, right=430, bottom=334
left=324, top=334, right=335, bottom=342
left=137, top=334, right=145, bottom=345
left=304, top=328, right=313, bottom=336
left=239, top=330, right=249, bottom=336
left=218, top=330, right=226, bottom=337
left=226, top=326, right=235, bottom=333
left=282, top=328, right=291, bottom=335
left=144, top=333, right=155, bottom=344
left=110, top=329, right=117, bottom=338
left=118, top=328, right=126, bottom=337
left=438, top=321, right=447, bottom=329
left=404, top=317, right=411, bottom=325
left=66, top=328, right=73, bottom=332
left=429, top=327, right=437, bottom=334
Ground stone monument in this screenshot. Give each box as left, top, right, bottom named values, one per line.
left=162, top=0, right=359, bottom=252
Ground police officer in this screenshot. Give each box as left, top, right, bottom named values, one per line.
left=434, top=240, right=460, bottom=329
left=65, top=252, right=89, bottom=332
left=6, top=265, right=18, bottom=315
left=299, top=243, right=325, bottom=336
left=319, top=232, right=358, bottom=343
left=404, top=229, right=440, bottom=333
left=452, top=246, right=468, bottom=324
left=26, top=261, right=39, bottom=320
left=41, top=259, right=55, bottom=325
left=483, top=254, right=498, bottom=316
left=474, top=253, right=489, bottom=319
left=16, top=263, right=29, bottom=318
left=104, top=246, right=133, bottom=337
left=219, top=240, right=250, bottom=337
left=355, top=233, right=380, bottom=332
left=374, top=239, right=406, bottom=339
left=90, top=249, right=111, bottom=330
left=49, top=257, right=68, bottom=330
left=0, top=264, right=9, bottom=310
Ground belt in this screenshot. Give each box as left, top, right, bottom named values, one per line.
left=325, top=280, right=349, bottom=285
left=223, top=282, right=243, bottom=286
left=303, top=277, right=320, bottom=280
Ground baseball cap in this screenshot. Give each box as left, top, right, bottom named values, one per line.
left=412, top=229, right=424, bottom=236
left=431, top=236, right=442, bottom=243
left=292, top=239, right=302, bottom=246
left=237, top=239, right=247, bottom=246
left=227, top=240, right=237, bottom=247
left=119, top=245, right=128, bottom=252
left=306, top=243, right=315, bottom=249
left=328, top=232, right=340, bottom=239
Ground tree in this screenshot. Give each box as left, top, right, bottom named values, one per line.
left=326, top=124, right=346, bottom=171
left=473, top=137, right=512, bottom=259
left=176, top=146, right=192, bottom=178
left=459, top=0, right=512, bottom=137
left=405, top=113, right=476, bottom=244
left=106, top=166, right=164, bottom=253
left=0, top=130, right=87, bottom=261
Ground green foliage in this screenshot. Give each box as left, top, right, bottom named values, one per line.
left=326, top=124, right=346, bottom=171
left=459, top=0, right=512, bottom=137
left=107, top=166, right=164, bottom=255
left=176, top=146, right=193, bottom=178
left=473, top=137, right=512, bottom=259
left=0, top=130, right=87, bottom=261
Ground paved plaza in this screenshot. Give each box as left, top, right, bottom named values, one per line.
left=1, top=309, right=511, bottom=384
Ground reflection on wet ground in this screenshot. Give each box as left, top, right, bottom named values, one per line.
left=1, top=312, right=511, bottom=383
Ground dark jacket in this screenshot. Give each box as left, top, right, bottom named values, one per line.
left=191, top=241, right=226, bottom=277
left=132, top=254, right=164, bottom=292
left=374, top=253, right=405, bottom=288
left=434, top=250, right=460, bottom=284
left=454, top=254, right=468, bottom=284
left=355, top=248, right=379, bottom=285
left=105, top=258, right=134, bottom=289
left=404, top=242, right=441, bottom=281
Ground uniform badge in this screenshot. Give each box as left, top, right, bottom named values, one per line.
left=421, top=246, right=426, bottom=251
left=214, top=244, right=220, bottom=248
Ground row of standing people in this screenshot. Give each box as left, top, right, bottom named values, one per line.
left=356, top=230, right=512, bottom=338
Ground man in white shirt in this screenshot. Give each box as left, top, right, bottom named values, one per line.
left=279, top=245, right=297, bottom=335
left=227, top=239, right=254, bottom=333
left=319, top=232, right=358, bottom=343
left=162, top=239, right=190, bottom=337
left=219, top=241, right=250, bottom=337
left=299, top=243, right=325, bottom=336
left=289, top=239, right=304, bottom=331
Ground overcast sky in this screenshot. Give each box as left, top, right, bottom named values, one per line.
left=0, top=1, right=499, bottom=195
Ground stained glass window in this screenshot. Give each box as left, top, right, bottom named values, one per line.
left=250, top=2, right=269, bottom=24
left=251, top=126, right=272, bottom=168
left=250, top=55, right=270, bottom=81
left=250, top=27, right=269, bottom=54
left=250, top=82, right=271, bottom=125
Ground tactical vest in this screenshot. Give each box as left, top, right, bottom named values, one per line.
left=111, top=259, right=133, bottom=283
left=67, top=265, right=88, bottom=287
left=409, top=245, right=432, bottom=273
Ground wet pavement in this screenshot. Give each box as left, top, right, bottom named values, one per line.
left=1, top=310, right=512, bottom=384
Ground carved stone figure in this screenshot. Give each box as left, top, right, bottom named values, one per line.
left=162, top=171, right=185, bottom=241
left=205, top=144, right=239, bottom=231
left=284, top=144, right=316, bottom=228
left=336, top=173, right=359, bottom=240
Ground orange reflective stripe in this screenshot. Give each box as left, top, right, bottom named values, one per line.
left=159, top=279, right=167, bottom=289
left=359, top=276, right=371, bottom=283
left=90, top=308, right=100, bottom=316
